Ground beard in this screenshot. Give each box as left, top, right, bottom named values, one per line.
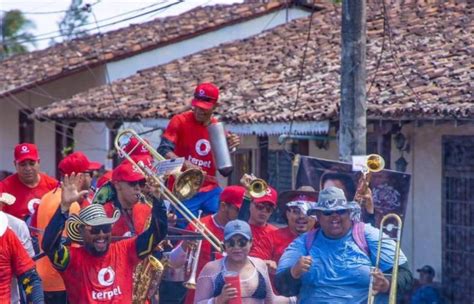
left=84, top=241, right=109, bottom=256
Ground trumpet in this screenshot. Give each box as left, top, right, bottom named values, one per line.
left=241, top=173, right=268, bottom=199
left=367, top=213, right=403, bottom=304
left=355, top=154, right=385, bottom=205
left=183, top=210, right=203, bottom=289
left=115, top=129, right=224, bottom=253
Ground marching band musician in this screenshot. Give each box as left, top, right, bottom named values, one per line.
left=157, top=82, right=240, bottom=226
left=276, top=187, right=413, bottom=303
left=168, top=185, right=247, bottom=304
left=42, top=173, right=168, bottom=304
left=251, top=186, right=317, bottom=278
left=36, top=152, right=94, bottom=303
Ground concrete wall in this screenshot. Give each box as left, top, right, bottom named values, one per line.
left=106, top=7, right=311, bottom=82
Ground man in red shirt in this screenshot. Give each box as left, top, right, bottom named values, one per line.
left=1, top=143, right=58, bottom=220
left=251, top=186, right=318, bottom=273
left=36, top=151, right=95, bottom=304
left=167, top=185, right=246, bottom=304
left=0, top=211, right=44, bottom=303
left=157, top=83, right=240, bottom=226
left=42, top=173, right=168, bottom=304
left=248, top=186, right=279, bottom=261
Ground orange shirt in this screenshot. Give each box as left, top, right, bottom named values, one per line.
left=1, top=173, right=58, bottom=219
left=36, top=189, right=81, bottom=292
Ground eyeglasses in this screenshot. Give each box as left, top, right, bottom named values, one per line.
left=253, top=203, right=274, bottom=213
left=127, top=180, right=146, bottom=187
left=225, top=238, right=250, bottom=248
left=85, top=224, right=112, bottom=235
left=321, top=209, right=349, bottom=217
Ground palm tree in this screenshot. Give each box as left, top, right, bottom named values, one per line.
left=0, top=10, right=36, bottom=59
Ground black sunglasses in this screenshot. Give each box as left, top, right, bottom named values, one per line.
left=86, top=224, right=112, bottom=235
left=193, top=93, right=215, bottom=102
left=321, top=209, right=349, bottom=216
left=225, top=238, right=250, bottom=249
left=253, top=203, right=274, bottom=213
left=127, top=180, right=146, bottom=187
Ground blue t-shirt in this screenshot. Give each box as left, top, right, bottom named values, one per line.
left=277, top=223, right=407, bottom=304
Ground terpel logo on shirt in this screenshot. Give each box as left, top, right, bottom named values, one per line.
left=98, top=267, right=115, bottom=286
left=195, top=139, right=211, bottom=156
left=21, top=145, right=30, bottom=154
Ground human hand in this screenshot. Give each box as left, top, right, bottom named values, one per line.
left=265, top=260, right=277, bottom=274
left=60, top=173, right=89, bottom=213
left=355, top=187, right=374, bottom=214
left=239, top=173, right=253, bottom=188
left=227, top=132, right=240, bottom=151
left=184, top=160, right=201, bottom=171
left=167, top=212, right=177, bottom=227
left=146, top=177, right=162, bottom=199
left=215, top=283, right=238, bottom=304
left=370, top=268, right=390, bottom=294
left=181, top=240, right=198, bottom=252
left=290, top=256, right=312, bottom=279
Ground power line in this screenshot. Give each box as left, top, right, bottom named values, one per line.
left=2, top=1, right=181, bottom=46
left=0, top=1, right=101, bottom=15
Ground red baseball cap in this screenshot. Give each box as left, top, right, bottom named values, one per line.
left=123, top=137, right=151, bottom=157
left=14, top=143, right=39, bottom=163
left=191, top=83, right=219, bottom=110
left=96, top=171, right=112, bottom=188
left=58, top=152, right=97, bottom=176
left=112, top=162, right=145, bottom=182
left=220, top=186, right=246, bottom=209
left=253, top=186, right=278, bottom=206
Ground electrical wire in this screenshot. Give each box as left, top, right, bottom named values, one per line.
left=0, top=1, right=101, bottom=15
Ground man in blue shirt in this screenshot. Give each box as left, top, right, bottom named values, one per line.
left=275, top=186, right=412, bottom=303
left=411, top=265, right=442, bottom=304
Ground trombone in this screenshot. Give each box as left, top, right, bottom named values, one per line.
left=367, top=213, right=403, bottom=304
left=115, top=129, right=224, bottom=253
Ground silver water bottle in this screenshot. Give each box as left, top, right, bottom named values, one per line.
left=207, top=122, right=233, bottom=177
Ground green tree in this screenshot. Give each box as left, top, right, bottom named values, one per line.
left=0, top=10, right=36, bottom=59
left=58, top=0, right=90, bottom=40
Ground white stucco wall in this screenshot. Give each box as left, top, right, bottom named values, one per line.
left=106, top=7, right=311, bottom=82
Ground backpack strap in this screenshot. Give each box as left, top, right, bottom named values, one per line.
left=304, top=222, right=369, bottom=256
left=352, top=221, right=369, bottom=256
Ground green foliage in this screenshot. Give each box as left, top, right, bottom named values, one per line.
left=58, top=0, right=90, bottom=40
left=0, top=10, right=36, bottom=59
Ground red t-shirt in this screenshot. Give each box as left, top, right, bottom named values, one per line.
left=248, top=223, right=278, bottom=258
left=1, top=173, right=58, bottom=219
left=0, top=228, right=35, bottom=301
left=184, top=215, right=225, bottom=304
left=103, top=201, right=151, bottom=237
left=251, top=226, right=297, bottom=263
left=60, top=238, right=140, bottom=304
left=162, top=111, right=218, bottom=192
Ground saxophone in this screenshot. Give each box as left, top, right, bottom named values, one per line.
left=132, top=194, right=167, bottom=304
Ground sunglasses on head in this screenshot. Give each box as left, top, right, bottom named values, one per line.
left=253, top=203, right=274, bottom=212
left=193, top=93, right=215, bottom=102
left=288, top=207, right=305, bottom=215
left=225, top=238, right=250, bottom=249
left=85, top=224, right=112, bottom=235
left=127, top=180, right=146, bottom=187
left=321, top=209, right=349, bottom=216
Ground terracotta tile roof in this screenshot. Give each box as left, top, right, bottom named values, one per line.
left=0, top=1, right=299, bottom=97
left=35, top=0, right=473, bottom=123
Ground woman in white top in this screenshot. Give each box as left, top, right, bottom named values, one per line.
left=194, top=219, right=293, bottom=304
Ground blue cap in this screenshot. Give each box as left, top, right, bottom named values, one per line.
left=224, top=220, right=252, bottom=241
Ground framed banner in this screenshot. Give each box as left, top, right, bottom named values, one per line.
left=295, top=156, right=411, bottom=226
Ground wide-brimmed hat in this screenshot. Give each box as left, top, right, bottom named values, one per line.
left=277, top=186, right=318, bottom=216
left=309, top=186, right=359, bottom=212
left=66, top=204, right=120, bottom=242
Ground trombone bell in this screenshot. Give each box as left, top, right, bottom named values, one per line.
left=173, top=168, right=205, bottom=201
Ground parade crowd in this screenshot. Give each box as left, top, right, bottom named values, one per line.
left=1, top=83, right=439, bottom=304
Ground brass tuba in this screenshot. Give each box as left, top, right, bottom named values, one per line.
left=115, top=129, right=224, bottom=254
left=367, top=213, right=403, bottom=304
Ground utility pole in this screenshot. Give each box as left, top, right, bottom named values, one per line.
left=339, top=0, right=367, bottom=162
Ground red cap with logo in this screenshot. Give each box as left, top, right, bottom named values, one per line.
left=253, top=186, right=278, bottom=206
left=191, top=83, right=219, bottom=110
left=112, top=162, right=145, bottom=182
left=58, top=152, right=97, bottom=175
left=14, top=143, right=39, bottom=163
left=220, top=186, right=246, bottom=209
left=123, top=137, right=151, bottom=157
